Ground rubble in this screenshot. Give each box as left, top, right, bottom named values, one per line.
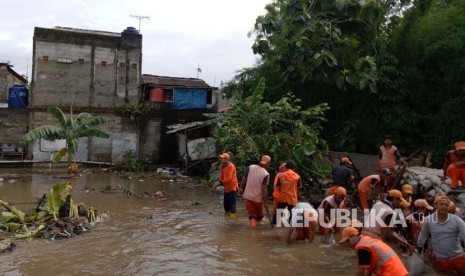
left=401, top=166, right=465, bottom=218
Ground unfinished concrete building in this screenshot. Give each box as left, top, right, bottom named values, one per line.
left=29, top=26, right=142, bottom=163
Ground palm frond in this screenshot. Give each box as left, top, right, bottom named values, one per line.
left=23, top=125, right=64, bottom=141
left=75, top=112, right=93, bottom=124
left=47, top=107, right=68, bottom=127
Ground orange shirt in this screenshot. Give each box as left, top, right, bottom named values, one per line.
left=355, top=235, right=408, bottom=276
left=276, top=169, right=300, bottom=205
left=358, top=175, right=381, bottom=195
left=219, top=162, right=238, bottom=193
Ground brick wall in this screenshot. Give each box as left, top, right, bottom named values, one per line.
left=0, top=109, right=29, bottom=147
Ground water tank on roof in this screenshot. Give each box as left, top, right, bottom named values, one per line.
left=8, top=85, right=28, bottom=109
left=122, top=27, right=139, bottom=35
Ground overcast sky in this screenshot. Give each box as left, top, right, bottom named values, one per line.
left=0, top=0, right=271, bottom=87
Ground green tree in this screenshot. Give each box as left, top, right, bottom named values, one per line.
left=390, top=0, right=465, bottom=164
left=23, top=107, right=111, bottom=175
left=207, top=78, right=329, bottom=194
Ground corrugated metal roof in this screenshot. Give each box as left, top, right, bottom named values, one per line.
left=166, top=121, right=208, bottom=134
left=142, top=74, right=216, bottom=89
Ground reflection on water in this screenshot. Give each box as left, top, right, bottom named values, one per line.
left=0, top=169, right=437, bottom=275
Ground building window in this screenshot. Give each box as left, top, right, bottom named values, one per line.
left=79, top=58, right=85, bottom=64
left=57, top=57, right=72, bottom=64
left=131, top=63, right=137, bottom=69
left=101, top=61, right=107, bottom=66
left=119, top=62, right=126, bottom=68
left=42, top=56, right=49, bottom=61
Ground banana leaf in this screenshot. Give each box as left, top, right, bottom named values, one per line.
left=53, top=148, right=68, bottom=163
left=15, top=224, right=45, bottom=240
left=1, top=211, right=19, bottom=223
left=10, top=206, right=25, bottom=223
left=44, top=182, right=71, bottom=220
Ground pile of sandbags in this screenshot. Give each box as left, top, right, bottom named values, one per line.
left=400, top=166, right=465, bottom=218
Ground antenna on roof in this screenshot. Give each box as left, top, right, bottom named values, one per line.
left=130, top=15, right=150, bottom=32
left=196, top=63, right=202, bottom=79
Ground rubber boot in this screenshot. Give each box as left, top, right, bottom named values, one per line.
left=249, top=219, right=257, bottom=228
left=229, top=213, right=237, bottom=219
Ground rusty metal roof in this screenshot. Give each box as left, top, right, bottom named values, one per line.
left=142, top=74, right=216, bottom=89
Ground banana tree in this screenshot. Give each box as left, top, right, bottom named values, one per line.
left=23, top=106, right=111, bottom=175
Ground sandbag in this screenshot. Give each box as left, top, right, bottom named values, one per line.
left=426, top=175, right=441, bottom=186
left=405, top=253, right=425, bottom=276
left=419, top=180, right=432, bottom=191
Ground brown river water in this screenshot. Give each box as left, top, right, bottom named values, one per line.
left=0, top=168, right=440, bottom=275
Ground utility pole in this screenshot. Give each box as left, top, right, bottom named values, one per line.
left=130, top=15, right=150, bottom=32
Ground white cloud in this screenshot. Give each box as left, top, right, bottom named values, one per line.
left=0, top=0, right=270, bottom=84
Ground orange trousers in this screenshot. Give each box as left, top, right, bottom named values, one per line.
left=358, top=186, right=372, bottom=210
left=430, top=253, right=465, bottom=275
left=447, top=164, right=465, bottom=189
left=245, top=200, right=264, bottom=220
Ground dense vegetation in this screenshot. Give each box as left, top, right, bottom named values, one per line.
left=222, top=0, right=465, bottom=166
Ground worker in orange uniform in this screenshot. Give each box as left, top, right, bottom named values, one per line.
left=317, top=186, right=347, bottom=239
left=272, top=163, right=287, bottom=224
left=274, top=160, right=301, bottom=225
left=240, top=155, right=271, bottom=228
left=400, top=184, right=414, bottom=217
left=443, top=141, right=465, bottom=189
left=212, top=153, right=239, bottom=219
left=328, top=157, right=354, bottom=196
left=358, top=168, right=391, bottom=210
left=376, top=135, right=405, bottom=174
left=339, top=226, right=408, bottom=276
left=286, top=202, right=318, bottom=243
left=417, top=196, right=465, bottom=275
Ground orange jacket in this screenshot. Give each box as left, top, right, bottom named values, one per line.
left=355, top=235, right=408, bottom=276
left=276, top=169, right=300, bottom=205
left=219, top=162, right=238, bottom=193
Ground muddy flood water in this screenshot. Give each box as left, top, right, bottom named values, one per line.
left=0, top=168, right=440, bottom=276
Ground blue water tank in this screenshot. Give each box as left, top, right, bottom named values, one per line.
left=8, top=85, right=28, bottom=109
left=122, top=27, right=139, bottom=35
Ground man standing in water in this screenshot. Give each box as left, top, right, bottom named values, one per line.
left=240, top=155, right=271, bottom=228
left=417, top=195, right=465, bottom=274
left=275, top=160, right=301, bottom=225
left=212, top=153, right=239, bottom=219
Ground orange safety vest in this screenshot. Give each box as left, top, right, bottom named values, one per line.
left=355, top=236, right=408, bottom=276
left=219, top=162, right=238, bottom=193
left=379, top=145, right=398, bottom=170
left=277, top=169, right=300, bottom=205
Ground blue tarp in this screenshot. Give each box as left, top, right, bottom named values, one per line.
left=173, top=88, right=207, bottom=110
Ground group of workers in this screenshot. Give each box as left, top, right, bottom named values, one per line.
left=211, top=137, right=465, bottom=275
